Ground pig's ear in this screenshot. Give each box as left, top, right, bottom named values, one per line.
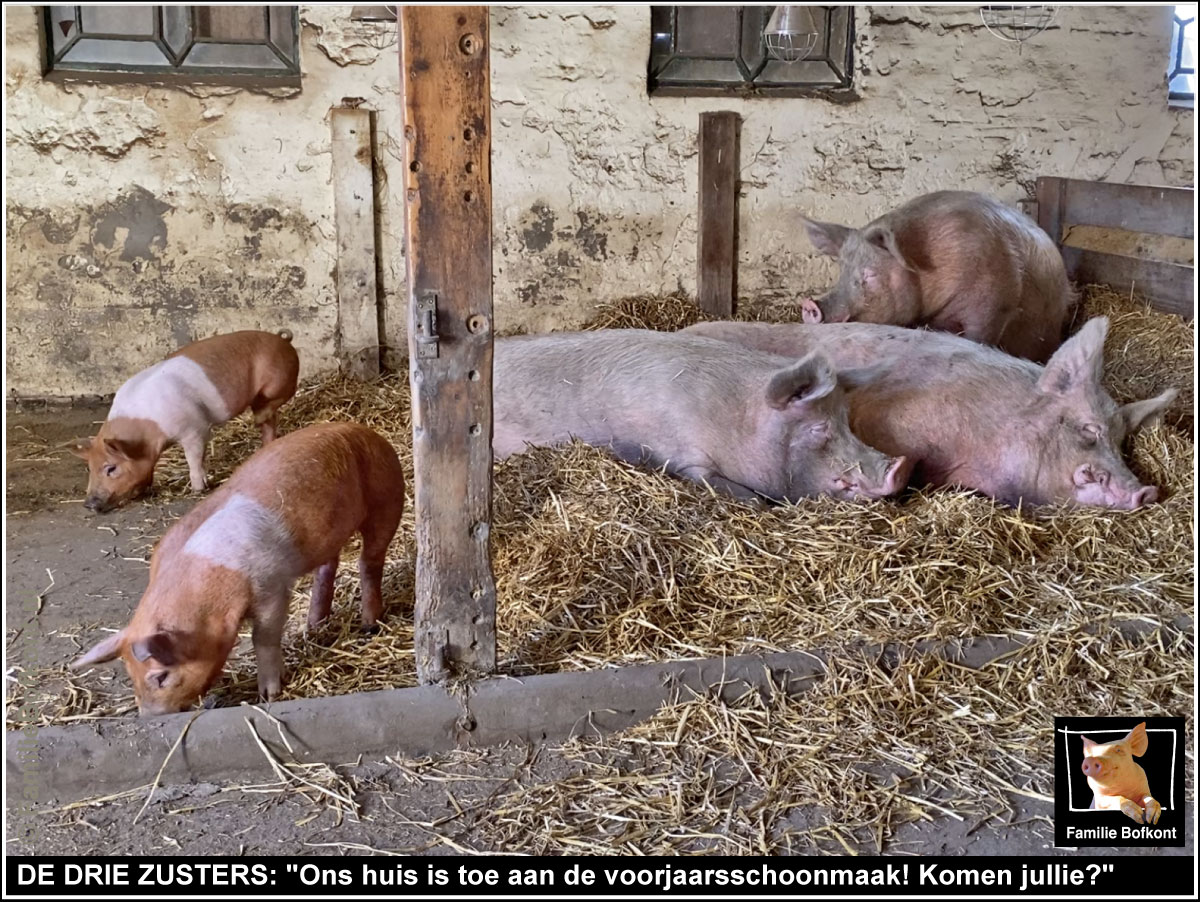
left=66, top=437, right=95, bottom=459
left=1038, top=317, right=1109, bottom=396
left=144, top=668, right=182, bottom=690
left=836, top=363, right=887, bottom=391
left=102, top=437, right=140, bottom=460
left=1125, top=722, right=1149, bottom=757
left=766, top=353, right=837, bottom=410
left=862, top=224, right=918, bottom=272
left=800, top=216, right=852, bottom=257
left=1119, top=388, right=1178, bottom=433
left=71, top=629, right=127, bottom=669
left=1081, top=735, right=1097, bottom=755
left=130, top=631, right=180, bottom=666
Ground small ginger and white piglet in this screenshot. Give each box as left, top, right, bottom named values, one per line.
left=70, top=330, right=300, bottom=512
left=1080, top=722, right=1162, bottom=825
left=71, top=422, right=405, bottom=715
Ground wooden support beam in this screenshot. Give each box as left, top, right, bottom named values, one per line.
left=1035, top=175, right=1066, bottom=243
left=401, top=6, right=496, bottom=684
left=696, top=111, right=741, bottom=318
left=331, top=106, right=381, bottom=379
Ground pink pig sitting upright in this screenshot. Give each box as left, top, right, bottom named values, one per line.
left=70, top=330, right=300, bottom=512
left=797, top=191, right=1072, bottom=362
left=71, top=422, right=406, bottom=715
left=1080, top=723, right=1162, bottom=825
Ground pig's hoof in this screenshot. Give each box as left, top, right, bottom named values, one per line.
left=258, top=675, right=283, bottom=701
left=1144, top=798, right=1162, bottom=824
left=361, top=620, right=381, bottom=636
left=1120, top=800, right=1145, bottom=824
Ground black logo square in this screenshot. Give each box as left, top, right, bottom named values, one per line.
left=1054, top=716, right=1185, bottom=848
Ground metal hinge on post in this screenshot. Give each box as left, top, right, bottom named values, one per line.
left=416, top=290, right=440, bottom=358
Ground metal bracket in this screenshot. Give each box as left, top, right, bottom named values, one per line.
left=416, top=290, right=440, bottom=358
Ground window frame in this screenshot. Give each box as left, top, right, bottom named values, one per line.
left=648, top=5, right=856, bottom=100
left=1167, top=5, right=1195, bottom=108
left=38, top=6, right=302, bottom=88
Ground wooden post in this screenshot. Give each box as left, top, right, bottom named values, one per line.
left=1035, top=175, right=1066, bottom=245
left=401, top=7, right=496, bottom=684
left=696, top=111, right=741, bottom=318
left=331, top=106, right=381, bottom=379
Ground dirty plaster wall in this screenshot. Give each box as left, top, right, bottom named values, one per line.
left=493, top=4, right=1194, bottom=332
left=5, top=5, right=1194, bottom=399
left=5, top=5, right=409, bottom=399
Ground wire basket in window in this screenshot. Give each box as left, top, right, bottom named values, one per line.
left=979, top=4, right=1057, bottom=43
left=764, top=5, right=820, bottom=63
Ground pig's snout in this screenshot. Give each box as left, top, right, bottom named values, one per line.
left=1073, top=465, right=1160, bottom=510
left=877, top=455, right=913, bottom=497
left=800, top=297, right=851, bottom=325
left=1081, top=756, right=1107, bottom=779
left=84, top=495, right=111, bottom=513
left=855, top=455, right=912, bottom=499
left=835, top=456, right=912, bottom=500
left=800, top=298, right=825, bottom=324
left=1130, top=486, right=1158, bottom=509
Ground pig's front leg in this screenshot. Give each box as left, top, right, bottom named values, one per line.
left=251, top=590, right=289, bottom=701
left=1110, top=796, right=1146, bottom=824
left=677, top=466, right=764, bottom=504
left=1140, top=795, right=1162, bottom=824
left=180, top=430, right=210, bottom=493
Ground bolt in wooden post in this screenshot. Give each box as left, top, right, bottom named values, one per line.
left=401, top=6, right=496, bottom=684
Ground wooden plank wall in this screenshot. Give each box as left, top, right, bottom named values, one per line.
left=1036, top=176, right=1195, bottom=319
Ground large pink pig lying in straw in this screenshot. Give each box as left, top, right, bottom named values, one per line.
left=797, top=191, right=1072, bottom=362
left=494, top=329, right=912, bottom=503
left=683, top=317, right=1175, bottom=509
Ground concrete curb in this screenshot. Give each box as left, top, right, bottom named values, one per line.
left=7, top=615, right=1187, bottom=804
left=8, top=649, right=825, bottom=804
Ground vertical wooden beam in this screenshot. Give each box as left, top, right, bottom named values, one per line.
left=1035, top=175, right=1066, bottom=245
left=696, top=111, right=741, bottom=318
left=401, top=7, right=496, bottom=684
left=331, top=106, right=381, bottom=379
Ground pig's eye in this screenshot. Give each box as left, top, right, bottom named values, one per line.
left=103, top=464, right=119, bottom=478
left=1080, top=424, right=1102, bottom=446
left=808, top=423, right=831, bottom=441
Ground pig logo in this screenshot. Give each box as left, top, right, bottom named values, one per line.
left=1080, top=723, right=1160, bottom=824
left=1054, top=716, right=1184, bottom=848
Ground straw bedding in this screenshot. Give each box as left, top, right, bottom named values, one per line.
left=9, top=286, right=1193, bottom=852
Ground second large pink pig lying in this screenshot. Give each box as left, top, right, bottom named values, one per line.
left=684, top=317, right=1175, bottom=509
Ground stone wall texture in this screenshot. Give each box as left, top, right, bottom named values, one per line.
left=5, top=5, right=1194, bottom=397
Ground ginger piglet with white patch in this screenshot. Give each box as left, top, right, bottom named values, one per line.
left=71, top=422, right=406, bottom=715
left=70, top=329, right=300, bottom=512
